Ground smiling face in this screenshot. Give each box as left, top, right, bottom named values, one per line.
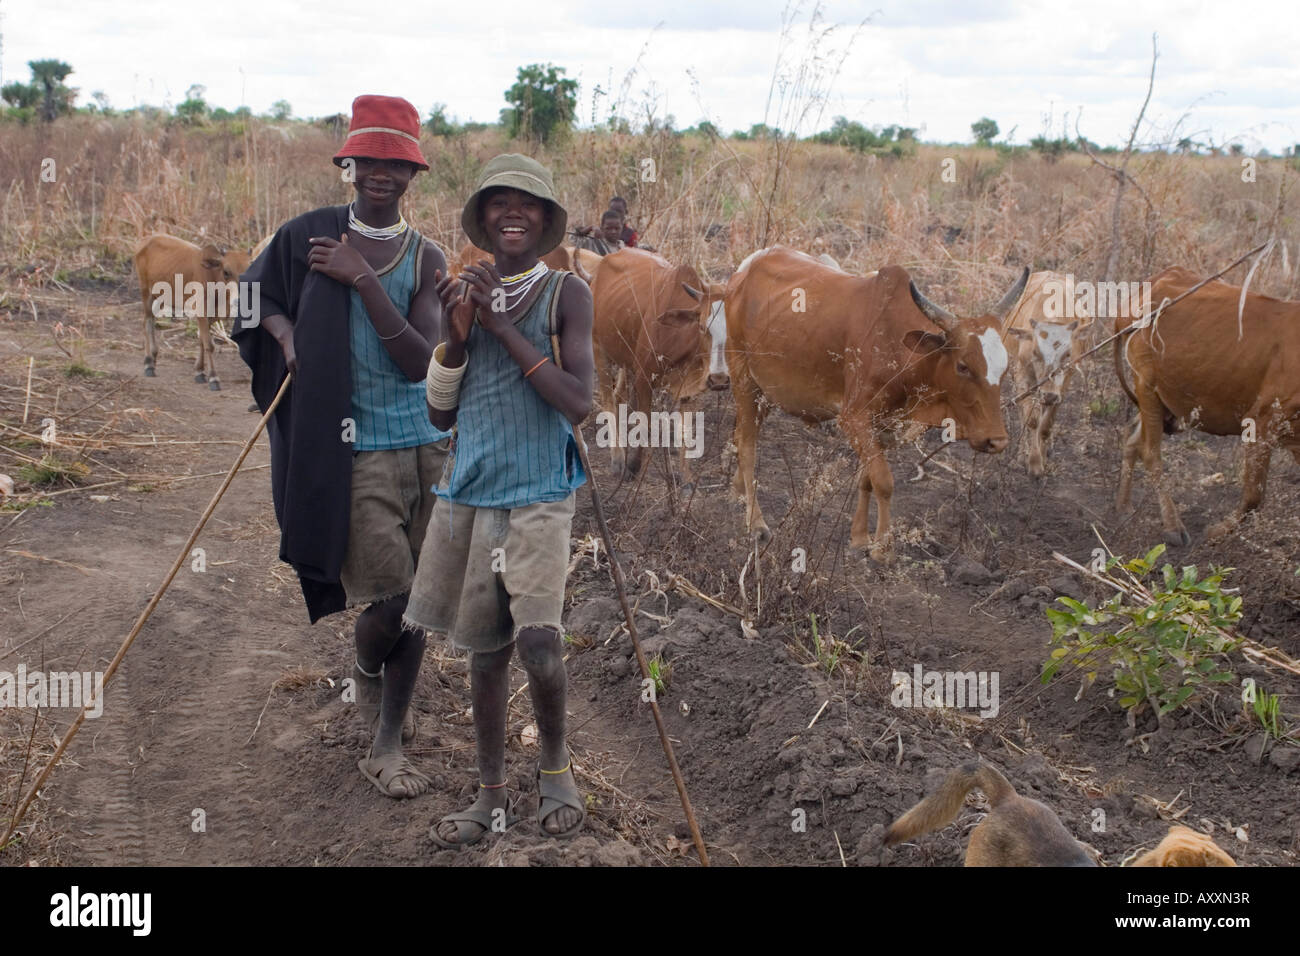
left=480, top=186, right=550, bottom=258
left=347, top=157, right=416, bottom=208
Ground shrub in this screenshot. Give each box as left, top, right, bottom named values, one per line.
left=1041, top=545, right=1243, bottom=720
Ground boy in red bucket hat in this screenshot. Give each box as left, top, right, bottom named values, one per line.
left=234, top=95, right=449, bottom=799
left=405, top=155, right=596, bottom=845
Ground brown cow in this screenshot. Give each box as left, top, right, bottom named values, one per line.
left=590, top=247, right=727, bottom=486
left=251, top=231, right=276, bottom=262
left=726, top=247, right=1027, bottom=559
left=1115, top=266, right=1300, bottom=545
left=570, top=247, right=605, bottom=286
left=1002, top=271, right=1095, bottom=478
left=454, top=240, right=571, bottom=276
left=135, top=234, right=251, bottom=390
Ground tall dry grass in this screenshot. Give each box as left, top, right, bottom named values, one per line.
left=1, top=114, right=1296, bottom=305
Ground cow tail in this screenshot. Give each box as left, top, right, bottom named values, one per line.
left=1113, top=328, right=1139, bottom=410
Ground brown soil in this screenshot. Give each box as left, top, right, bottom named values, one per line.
left=2, top=286, right=1298, bottom=867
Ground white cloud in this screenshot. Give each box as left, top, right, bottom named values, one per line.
left=2, top=0, right=1296, bottom=151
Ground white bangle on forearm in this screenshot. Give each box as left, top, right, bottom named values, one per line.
left=426, top=342, right=467, bottom=410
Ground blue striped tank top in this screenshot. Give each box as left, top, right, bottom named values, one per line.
left=348, top=229, right=451, bottom=450
left=439, top=270, right=586, bottom=507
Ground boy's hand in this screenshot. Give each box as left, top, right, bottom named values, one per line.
left=457, top=260, right=511, bottom=338
left=434, top=269, right=475, bottom=364
left=307, top=234, right=371, bottom=286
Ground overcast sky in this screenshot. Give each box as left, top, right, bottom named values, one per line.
left=3, top=0, right=1297, bottom=152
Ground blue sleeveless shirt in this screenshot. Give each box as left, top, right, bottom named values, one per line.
left=439, top=270, right=586, bottom=507
left=348, top=229, right=452, bottom=451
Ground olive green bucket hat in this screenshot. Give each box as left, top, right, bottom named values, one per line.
left=461, top=153, right=568, bottom=256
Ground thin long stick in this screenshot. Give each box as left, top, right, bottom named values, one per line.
left=572, top=430, right=711, bottom=866
left=0, top=375, right=291, bottom=853
left=22, top=357, right=34, bottom=426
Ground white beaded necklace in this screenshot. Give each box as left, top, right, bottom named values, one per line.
left=347, top=202, right=408, bottom=241
left=499, top=261, right=549, bottom=308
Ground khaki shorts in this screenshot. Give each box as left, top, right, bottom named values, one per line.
left=339, top=441, right=450, bottom=607
left=403, top=493, right=576, bottom=653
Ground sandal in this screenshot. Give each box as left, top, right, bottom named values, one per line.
left=430, top=793, right=520, bottom=851
left=358, top=750, right=429, bottom=800
left=537, top=757, right=586, bottom=839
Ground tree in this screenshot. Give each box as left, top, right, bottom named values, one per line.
left=176, top=83, right=208, bottom=124
left=971, top=117, right=999, bottom=146
left=425, top=103, right=456, bottom=137
left=503, top=63, right=577, bottom=144
left=270, top=99, right=292, bottom=121
left=1, top=81, right=38, bottom=110
left=2, top=60, right=75, bottom=122
left=810, top=117, right=915, bottom=157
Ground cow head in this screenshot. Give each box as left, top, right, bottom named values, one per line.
left=199, top=244, right=251, bottom=317
left=903, top=267, right=1029, bottom=453
left=1008, top=318, right=1079, bottom=405
left=657, top=272, right=728, bottom=396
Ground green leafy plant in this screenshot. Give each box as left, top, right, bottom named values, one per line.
left=1087, top=396, right=1121, bottom=418
left=804, top=613, right=861, bottom=677
left=1249, top=686, right=1285, bottom=741
left=1042, top=545, right=1244, bottom=720
left=17, top=455, right=89, bottom=487
left=648, top=655, right=670, bottom=696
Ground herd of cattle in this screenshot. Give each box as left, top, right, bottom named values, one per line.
left=132, top=229, right=1300, bottom=554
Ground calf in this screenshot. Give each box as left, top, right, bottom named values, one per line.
left=1002, top=271, right=1094, bottom=478
left=135, top=234, right=250, bottom=390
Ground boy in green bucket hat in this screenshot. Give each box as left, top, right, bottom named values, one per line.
left=405, top=154, right=596, bottom=845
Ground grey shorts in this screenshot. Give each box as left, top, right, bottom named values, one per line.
left=339, top=441, right=450, bottom=607
left=403, top=493, right=576, bottom=653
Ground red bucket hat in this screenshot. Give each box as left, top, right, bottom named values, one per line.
left=332, top=95, right=429, bottom=171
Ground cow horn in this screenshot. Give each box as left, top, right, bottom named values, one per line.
left=991, top=267, right=1031, bottom=320
left=574, top=255, right=593, bottom=285
left=909, top=280, right=958, bottom=332
left=682, top=283, right=704, bottom=301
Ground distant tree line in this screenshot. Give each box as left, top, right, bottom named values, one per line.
left=3, top=58, right=1292, bottom=165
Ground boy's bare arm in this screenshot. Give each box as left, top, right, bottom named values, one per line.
left=307, top=235, right=437, bottom=381
left=401, top=242, right=447, bottom=376
left=260, top=312, right=297, bottom=376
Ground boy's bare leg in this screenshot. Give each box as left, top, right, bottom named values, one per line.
left=356, top=595, right=427, bottom=797
left=517, top=626, right=582, bottom=834
left=435, top=642, right=513, bottom=844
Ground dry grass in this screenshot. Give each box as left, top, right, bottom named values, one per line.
left=1, top=114, right=1296, bottom=304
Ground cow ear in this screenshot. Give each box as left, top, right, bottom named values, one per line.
left=1006, top=327, right=1029, bottom=340
left=681, top=282, right=703, bottom=301
left=656, top=311, right=698, bottom=328
left=1066, top=320, right=1078, bottom=331
left=201, top=244, right=222, bottom=269
left=903, top=329, right=947, bottom=354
